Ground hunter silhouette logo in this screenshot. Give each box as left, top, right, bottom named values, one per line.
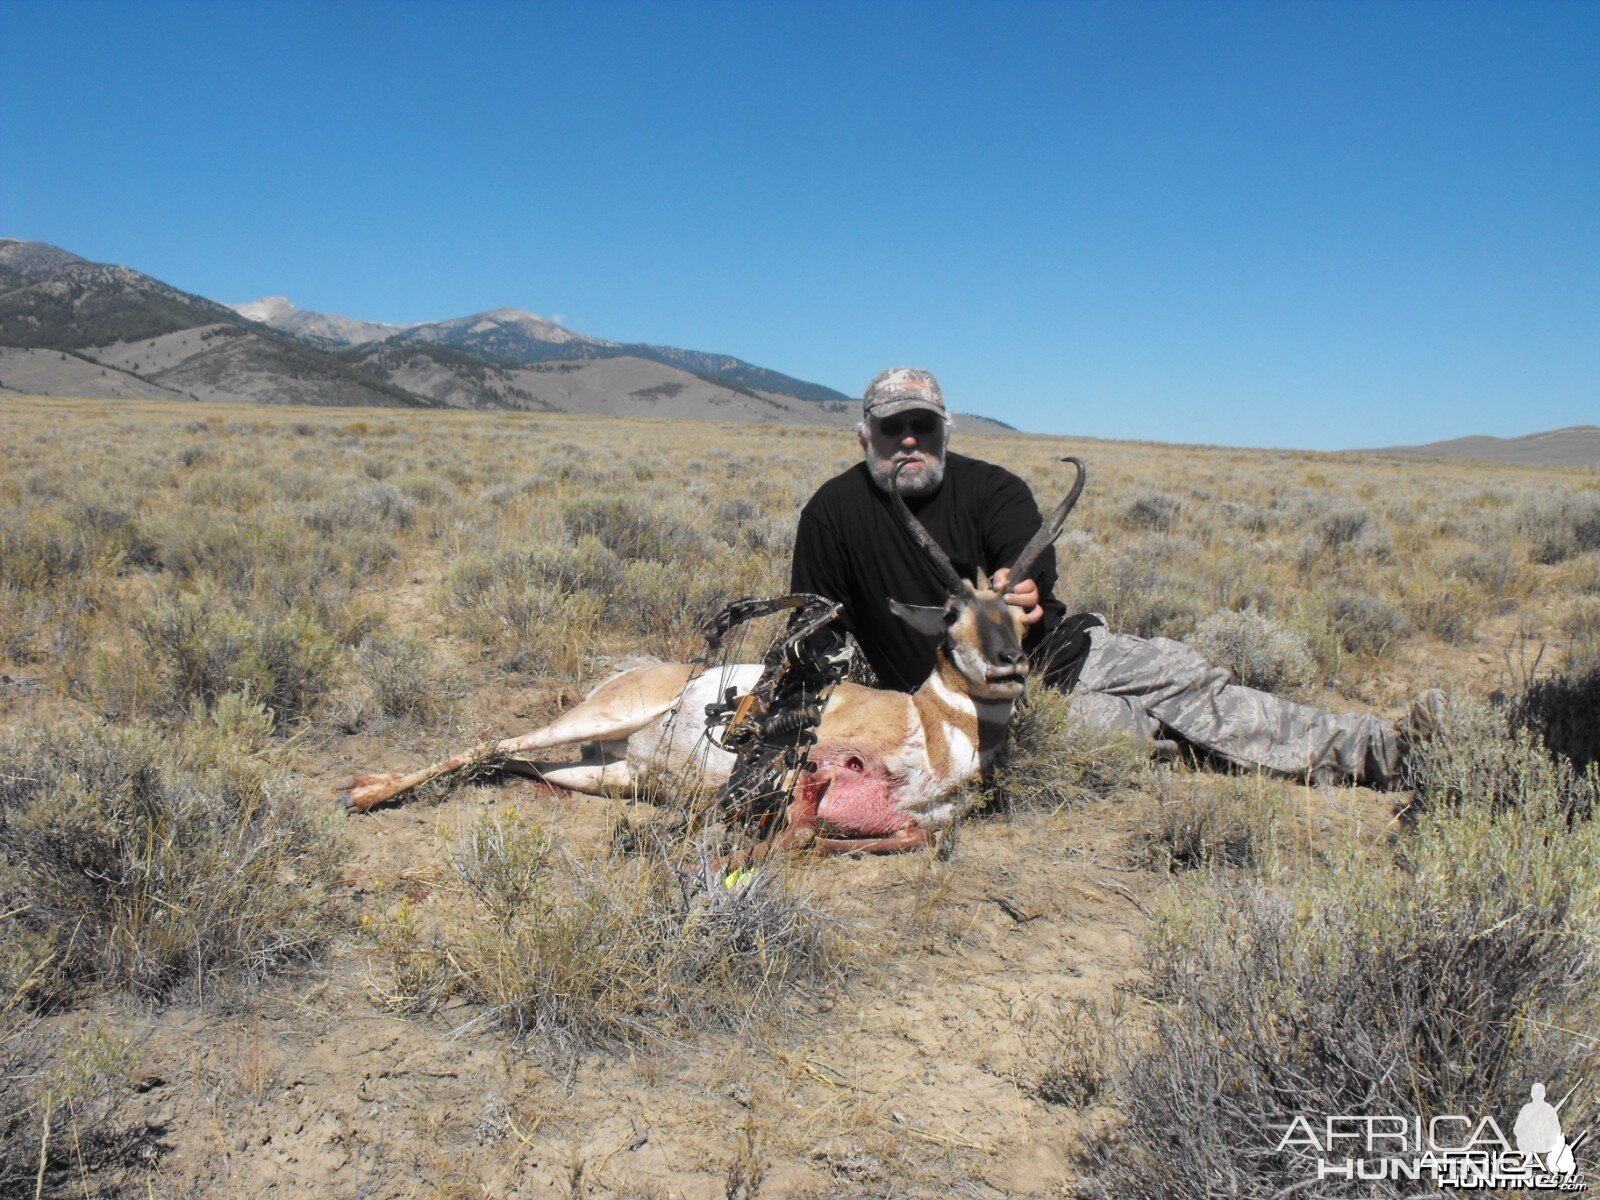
left=1275, top=1079, right=1592, bottom=1190
left=1517, top=1083, right=1585, bottom=1178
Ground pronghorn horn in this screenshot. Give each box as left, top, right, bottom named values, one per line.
left=890, top=459, right=967, bottom=594
left=1005, top=457, right=1087, bottom=587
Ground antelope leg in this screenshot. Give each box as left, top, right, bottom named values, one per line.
left=813, top=827, right=932, bottom=856
left=339, top=740, right=502, bottom=812
left=501, top=753, right=635, bottom=796
left=495, top=663, right=695, bottom=755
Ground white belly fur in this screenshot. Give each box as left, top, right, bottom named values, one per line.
left=625, top=664, right=764, bottom=787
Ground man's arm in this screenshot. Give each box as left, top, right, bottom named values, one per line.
left=789, top=499, right=855, bottom=630
left=787, top=498, right=860, bottom=669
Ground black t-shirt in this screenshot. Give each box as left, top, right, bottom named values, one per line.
left=789, top=452, right=1090, bottom=693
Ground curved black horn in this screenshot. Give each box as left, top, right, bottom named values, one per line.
left=890, top=459, right=967, bottom=594
left=1006, top=457, right=1087, bottom=586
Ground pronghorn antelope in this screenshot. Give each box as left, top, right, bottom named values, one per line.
left=340, top=458, right=1086, bottom=856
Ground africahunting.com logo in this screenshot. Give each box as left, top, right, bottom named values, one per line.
left=1275, top=1081, right=1592, bottom=1190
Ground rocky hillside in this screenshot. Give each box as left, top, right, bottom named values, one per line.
left=0, top=240, right=855, bottom=421
left=0, top=241, right=441, bottom=409
left=267, top=302, right=854, bottom=409
left=232, top=295, right=411, bottom=348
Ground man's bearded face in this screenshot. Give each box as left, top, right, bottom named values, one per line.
left=861, top=409, right=948, bottom=498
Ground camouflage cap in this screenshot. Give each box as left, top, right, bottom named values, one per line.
left=863, top=367, right=946, bottom=421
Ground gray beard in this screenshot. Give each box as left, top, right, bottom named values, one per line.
left=865, top=443, right=946, bottom=498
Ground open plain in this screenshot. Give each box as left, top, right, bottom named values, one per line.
left=2, top=396, right=1598, bottom=1199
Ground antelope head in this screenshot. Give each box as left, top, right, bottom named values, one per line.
left=886, top=457, right=1087, bottom=701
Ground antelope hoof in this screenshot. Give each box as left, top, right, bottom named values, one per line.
left=338, top=773, right=405, bottom=813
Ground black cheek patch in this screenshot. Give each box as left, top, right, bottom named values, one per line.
left=976, top=608, right=1023, bottom=664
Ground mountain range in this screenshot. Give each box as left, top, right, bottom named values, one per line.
left=0, top=239, right=886, bottom=425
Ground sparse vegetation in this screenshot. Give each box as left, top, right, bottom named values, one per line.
left=992, top=684, right=1150, bottom=812
left=1143, top=772, right=1280, bottom=871
left=1322, top=588, right=1412, bottom=657
left=1189, top=608, right=1318, bottom=696
left=1, top=396, right=1597, bottom=1195
left=0, top=1010, right=140, bottom=1197
left=1083, top=703, right=1600, bottom=1200
left=369, top=812, right=847, bottom=1048
left=0, top=697, right=345, bottom=1005
left=1516, top=488, right=1600, bottom=563
left=352, top=631, right=467, bottom=726
left=1025, top=998, right=1119, bottom=1108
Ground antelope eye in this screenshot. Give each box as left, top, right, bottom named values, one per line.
left=943, top=609, right=959, bottom=626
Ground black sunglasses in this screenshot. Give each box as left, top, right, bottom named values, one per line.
left=874, top=412, right=943, bottom=438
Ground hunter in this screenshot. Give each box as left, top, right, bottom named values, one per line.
left=790, top=366, right=1443, bottom=786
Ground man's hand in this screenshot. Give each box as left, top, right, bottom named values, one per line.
left=990, top=567, right=1044, bottom=627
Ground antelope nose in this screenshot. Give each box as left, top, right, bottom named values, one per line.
left=998, top=648, right=1025, bottom=667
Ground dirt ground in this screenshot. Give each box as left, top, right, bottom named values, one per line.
left=81, top=778, right=1143, bottom=1198
left=40, top=744, right=1412, bottom=1200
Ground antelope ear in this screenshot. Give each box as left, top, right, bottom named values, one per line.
left=888, top=599, right=952, bottom=639
left=974, top=566, right=990, bottom=590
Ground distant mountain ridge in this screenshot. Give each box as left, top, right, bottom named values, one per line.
left=0, top=238, right=242, bottom=348
left=0, top=239, right=858, bottom=423
left=238, top=295, right=852, bottom=407
left=231, top=296, right=413, bottom=348
left=1367, top=425, right=1600, bottom=468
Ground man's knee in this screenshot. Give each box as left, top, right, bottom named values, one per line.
left=1076, top=631, right=1232, bottom=700
left=1065, top=691, right=1163, bottom=741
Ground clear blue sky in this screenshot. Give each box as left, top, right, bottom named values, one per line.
left=3, top=0, right=1595, bottom=448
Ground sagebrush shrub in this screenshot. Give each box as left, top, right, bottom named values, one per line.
left=1296, top=502, right=1392, bottom=568
left=1451, top=545, right=1523, bottom=606
left=561, top=495, right=706, bottom=563
left=1068, top=557, right=1205, bottom=640
left=438, top=543, right=607, bottom=675
left=0, top=511, right=98, bottom=591
left=1400, top=574, right=1483, bottom=644
left=98, top=592, right=345, bottom=727
left=301, top=481, right=415, bottom=534
left=1516, top=489, right=1600, bottom=564
left=1405, top=697, right=1600, bottom=818
left=1190, top=608, right=1318, bottom=696
left=1083, top=801, right=1600, bottom=1198
left=0, top=1016, right=137, bottom=1197
left=355, top=632, right=466, bottom=725
left=0, top=703, right=345, bottom=1004
left=1120, top=493, right=1182, bottom=532
left=371, top=814, right=846, bottom=1047
left=1025, top=998, right=1118, bottom=1108
left=1326, top=589, right=1411, bottom=656
left=1145, top=773, right=1278, bottom=871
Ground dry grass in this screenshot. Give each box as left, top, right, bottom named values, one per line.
left=1023, top=997, right=1122, bottom=1109
left=0, top=1007, right=141, bottom=1198
left=1082, top=708, right=1600, bottom=1199
left=1142, top=771, right=1283, bottom=871
left=367, top=811, right=849, bottom=1049
left=990, top=683, right=1152, bottom=813
left=2, top=396, right=1599, bottom=1193
left=0, top=695, right=346, bottom=1006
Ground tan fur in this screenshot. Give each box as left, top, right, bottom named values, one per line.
left=344, top=589, right=1030, bottom=821
left=495, top=662, right=695, bottom=756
